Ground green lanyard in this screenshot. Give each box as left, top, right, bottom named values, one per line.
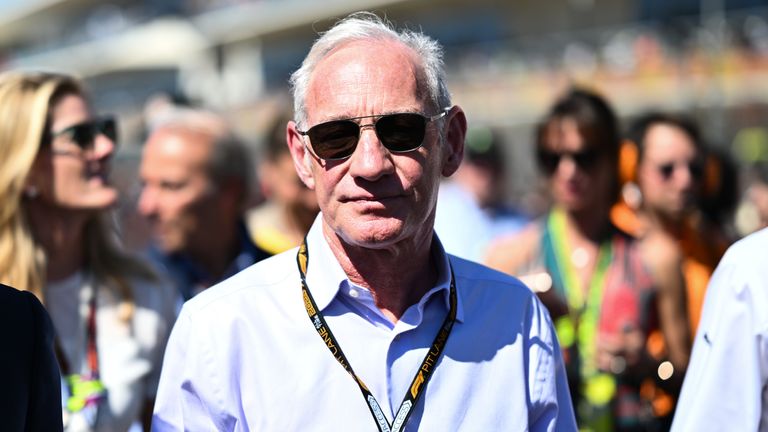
left=297, top=238, right=457, bottom=432
left=548, top=208, right=616, bottom=406
left=548, top=208, right=612, bottom=317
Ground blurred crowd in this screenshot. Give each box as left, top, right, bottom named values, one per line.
left=0, top=61, right=766, bottom=429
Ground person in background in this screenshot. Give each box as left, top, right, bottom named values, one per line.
left=434, top=126, right=528, bottom=261
left=486, top=88, right=690, bottom=431
left=734, top=162, right=768, bottom=236
left=697, top=148, right=739, bottom=241
left=0, top=283, right=63, bottom=432
left=246, top=111, right=319, bottom=254
left=138, top=109, right=271, bottom=303
left=153, top=12, right=576, bottom=430
left=0, top=71, right=175, bottom=431
left=671, top=227, right=768, bottom=431
left=613, top=112, right=728, bottom=336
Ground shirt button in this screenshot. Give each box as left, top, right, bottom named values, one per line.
left=349, top=288, right=359, bottom=298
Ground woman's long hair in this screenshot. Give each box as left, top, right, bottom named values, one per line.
left=0, top=72, right=154, bottom=318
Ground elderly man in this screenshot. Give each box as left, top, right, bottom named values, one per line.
left=138, top=109, right=270, bottom=303
left=153, top=12, right=575, bottom=431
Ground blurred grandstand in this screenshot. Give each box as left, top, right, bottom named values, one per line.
left=2, top=0, right=768, bottom=222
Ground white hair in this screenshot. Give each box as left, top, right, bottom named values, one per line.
left=149, top=108, right=254, bottom=204
left=289, top=11, right=451, bottom=128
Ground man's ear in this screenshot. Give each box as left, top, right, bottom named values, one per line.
left=286, top=120, right=316, bottom=190
left=441, top=106, right=467, bottom=177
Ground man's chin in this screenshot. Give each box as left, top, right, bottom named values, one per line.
left=153, top=237, right=183, bottom=255
left=334, top=218, right=409, bottom=249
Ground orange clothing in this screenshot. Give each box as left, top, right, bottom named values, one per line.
left=610, top=202, right=726, bottom=335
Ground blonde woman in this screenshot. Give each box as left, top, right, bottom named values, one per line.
left=0, top=71, right=176, bottom=431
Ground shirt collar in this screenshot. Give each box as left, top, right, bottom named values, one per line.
left=303, top=215, right=350, bottom=312
left=303, top=214, right=465, bottom=323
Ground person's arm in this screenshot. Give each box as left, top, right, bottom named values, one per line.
left=484, top=223, right=540, bottom=276
left=671, top=249, right=763, bottom=431
left=640, top=232, right=691, bottom=378
left=23, top=290, right=64, bottom=432
left=526, top=293, right=577, bottom=432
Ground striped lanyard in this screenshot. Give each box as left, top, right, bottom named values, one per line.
left=548, top=208, right=612, bottom=377
left=55, top=282, right=99, bottom=377
left=297, top=238, right=457, bottom=432
left=55, top=276, right=106, bottom=418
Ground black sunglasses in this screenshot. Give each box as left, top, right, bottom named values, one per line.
left=49, top=116, right=117, bottom=152
left=536, top=148, right=601, bottom=175
left=657, top=160, right=703, bottom=181
left=297, top=111, right=447, bottom=160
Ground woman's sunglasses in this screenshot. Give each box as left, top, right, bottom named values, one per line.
left=656, top=160, right=703, bottom=181
left=536, top=148, right=600, bottom=175
left=49, top=116, right=117, bottom=152
left=297, top=111, right=446, bottom=160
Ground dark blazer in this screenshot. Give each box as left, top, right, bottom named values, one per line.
left=0, top=283, right=63, bottom=431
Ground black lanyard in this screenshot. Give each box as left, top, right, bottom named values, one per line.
left=297, top=238, right=457, bottom=432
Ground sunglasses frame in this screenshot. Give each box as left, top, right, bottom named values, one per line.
left=49, top=115, right=117, bottom=153
left=536, top=148, right=601, bottom=175
left=656, top=159, right=703, bottom=181
left=297, top=110, right=447, bottom=161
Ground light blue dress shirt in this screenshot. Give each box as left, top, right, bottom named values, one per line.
left=672, top=228, right=768, bottom=432
left=152, top=216, right=577, bottom=431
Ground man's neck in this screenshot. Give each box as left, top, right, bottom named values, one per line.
left=25, top=202, right=88, bottom=282
left=322, top=223, right=438, bottom=324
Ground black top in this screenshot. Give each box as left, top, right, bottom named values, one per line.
left=0, top=283, right=63, bottom=431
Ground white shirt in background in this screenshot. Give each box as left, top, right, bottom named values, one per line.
left=47, top=271, right=176, bottom=432
left=672, top=228, right=768, bottom=432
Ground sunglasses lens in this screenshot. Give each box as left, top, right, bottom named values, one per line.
left=536, top=151, right=560, bottom=174
left=69, top=124, right=96, bottom=150
left=99, top=117, right=118, bottom=142
left=572, top=150, right=598, bottom=170
left=308, top=120, right=359, bottom=160
left=537, top=149, right=602, bottom=175
left=376, top=113, right=426, bottom=152
left=659, top=163, right=675, bottom=179
left=689, top=162, right=703, bottom=179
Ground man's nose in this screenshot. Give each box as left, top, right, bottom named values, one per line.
left=347, top=126, right=395, bottom=181
left=137, top=186, right=157, bottom=217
